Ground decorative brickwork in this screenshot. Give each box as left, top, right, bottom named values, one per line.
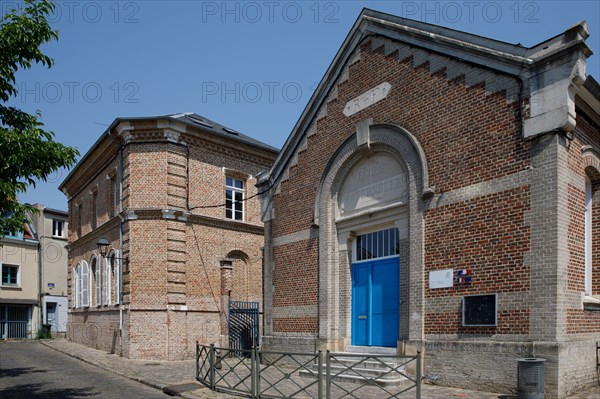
left=259, top=10, right=599, bottom=399
left=62, top=114, right=277, bottom=360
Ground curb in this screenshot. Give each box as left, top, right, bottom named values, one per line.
left=39, top=340, right=184, bottom=397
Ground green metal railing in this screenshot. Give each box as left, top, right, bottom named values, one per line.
left=196, top=342, right=421, bottom=399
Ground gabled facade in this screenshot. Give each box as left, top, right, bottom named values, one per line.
left=258, top=9, right=599, bottom=398
left=59, top=113, right=278, bottom=360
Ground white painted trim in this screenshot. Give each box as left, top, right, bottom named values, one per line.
left=584, top=176, right=592, bottom=296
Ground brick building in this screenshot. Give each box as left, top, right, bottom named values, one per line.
left=257, top=10, right=600, bottom=398
left=59, top=113, right=278, bottom=360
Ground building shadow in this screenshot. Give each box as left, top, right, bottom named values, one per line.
left=0, top=383, right=97, bottom=399
left=0, top=367, right=48, bottom=378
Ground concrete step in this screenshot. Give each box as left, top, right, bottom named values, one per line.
left=326, top=364, right=406, bottom=379
left=345, top=346, right=397, bottom=355
left=299, top=368, right=407, bottom=387
left=299, top=349, right=408, bottom=387
left=331, top=356, right=404, bottom=370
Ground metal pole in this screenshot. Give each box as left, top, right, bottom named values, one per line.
left=317, top=351, right=323, bottom=399
left=195, top=341, right=199, bottom=381
left=251, top=346, right=257, bottom=399
left=209, top=344, right=216, bottom=390
left=325, top=350, right=331, bottom=399
left=416, top=351, right=422, bottom=399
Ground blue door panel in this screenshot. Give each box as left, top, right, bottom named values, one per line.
left=352, top=257, right=399, bottom=347
left=352, top=264, right=369, bottom=346
left=371, top=259, right=399, bottom=346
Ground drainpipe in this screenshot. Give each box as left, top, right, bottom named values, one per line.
left=38, top=239, right=43, bottom=334
left=119, top=143, right=125, bottom=355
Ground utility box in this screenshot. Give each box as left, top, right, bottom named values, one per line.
left=517, top=358, right=546, bottom=399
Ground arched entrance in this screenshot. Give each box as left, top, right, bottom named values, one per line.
left=314, top=122, right=430, bottom=352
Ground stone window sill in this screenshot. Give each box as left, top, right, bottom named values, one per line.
left=583, top=295, right=600, bottom=311
left=0, top=285, right=22, bottom=290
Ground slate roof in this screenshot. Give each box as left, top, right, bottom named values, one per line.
left=59, top=112, right=278, bottom=191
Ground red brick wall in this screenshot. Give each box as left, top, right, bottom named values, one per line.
left=567, top=309, right=600, bottom=334
left=272, top=39, right=529, bottom=239
left=425, top=187, right=531, bottom=296
left=272, top=241, right=318, bottom=308
left=274, top=317, right=318, bottom=333
left=567, top=184, right=586, bottom=292
left=270, top=38, right=534, bottom=336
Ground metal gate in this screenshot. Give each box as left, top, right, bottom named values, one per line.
left=1, top=305, right=31, bottom=339
left=228, top=301, right=259, bottom=353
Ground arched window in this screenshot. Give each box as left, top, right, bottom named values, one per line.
left=103, top=253, right=112, bottom=305
left=73, top=264, right=80, bottom=308
left=112, top=252, right=120, bottom=305
left=90, top=256, right=100, bottom=306
left=81, top=261, right=89, bottom=307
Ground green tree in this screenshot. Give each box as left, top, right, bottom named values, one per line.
left=0, top=0, right=78, bottom=235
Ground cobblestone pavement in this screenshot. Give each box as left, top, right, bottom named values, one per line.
left=38, top=339, right=599, bottom=399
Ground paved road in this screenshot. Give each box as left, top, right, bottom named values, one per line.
left=0, top=340, right=170, bottom=399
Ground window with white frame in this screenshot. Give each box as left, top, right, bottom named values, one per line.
left=355, top=228, right=400, bottom=261
left=226, top=177, right=244, bottom=221
left=81, top=261, right=89, bottom=307
left=1, top=264, right=20, bottom=287
left=103, top=255, right=112, bottom=305
left=113, top=253, right=120, bottom=304
left=111, top=176, right=119, bottom=217
left=585, top=176, right=593, bottom=296
left=91, top=257, right=101, bottom=306
left=52, top=219, right=64, bottom=238
left=74, top=264, right=81, bottom=308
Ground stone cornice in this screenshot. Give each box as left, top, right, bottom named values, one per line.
left=109, top=208, right=264, bottom=236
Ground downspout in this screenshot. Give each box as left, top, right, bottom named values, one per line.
left=38, top=239, right=43, bottom=334
left=119, top=143, right=125, bottom=356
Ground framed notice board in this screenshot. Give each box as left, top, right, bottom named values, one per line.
left=462, top=294, right=497, bottom=326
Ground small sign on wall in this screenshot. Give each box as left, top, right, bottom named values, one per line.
left=47, top=283, right=55, bottom=289
left=429, top=269, right=454, bottom=289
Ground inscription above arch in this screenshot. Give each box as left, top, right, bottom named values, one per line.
left=338, top=152, right=408, bottom=218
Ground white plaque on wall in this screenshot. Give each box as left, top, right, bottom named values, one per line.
left=429, top=269, right=454, bottom=289
left=343, top=82, right=392, bottom=117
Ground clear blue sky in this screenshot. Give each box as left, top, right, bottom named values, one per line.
left=10, top=0, right=600, bottom=211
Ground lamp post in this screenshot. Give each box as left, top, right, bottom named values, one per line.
left=96, top=237, right=129, bottom=269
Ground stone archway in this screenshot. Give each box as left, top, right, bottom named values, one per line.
left=314, top=121, right=430, bottom=352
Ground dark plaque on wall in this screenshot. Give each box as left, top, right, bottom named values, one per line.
left=462, top=294, right=497, bottom=326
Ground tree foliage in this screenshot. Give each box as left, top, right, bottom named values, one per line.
left=0, top=0, right=78, bottom=235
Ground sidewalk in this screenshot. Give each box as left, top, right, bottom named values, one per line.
left=41, top=339, right=599, bottom=399
left=40, top=339, right=233, bottom=399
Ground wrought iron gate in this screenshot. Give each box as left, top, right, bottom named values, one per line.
left=228, top=301, right=259, bottom=352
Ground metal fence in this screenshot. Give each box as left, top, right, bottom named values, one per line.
left=196, top=343, right=422, bottom=399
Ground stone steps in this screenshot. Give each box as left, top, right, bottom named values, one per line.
left=299, top=346, right=408, bottom=387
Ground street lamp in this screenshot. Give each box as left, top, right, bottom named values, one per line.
left=96, top=237, right=129, bottom=269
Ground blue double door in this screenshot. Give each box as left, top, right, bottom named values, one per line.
left=351, top=257, right=399, bottom=347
